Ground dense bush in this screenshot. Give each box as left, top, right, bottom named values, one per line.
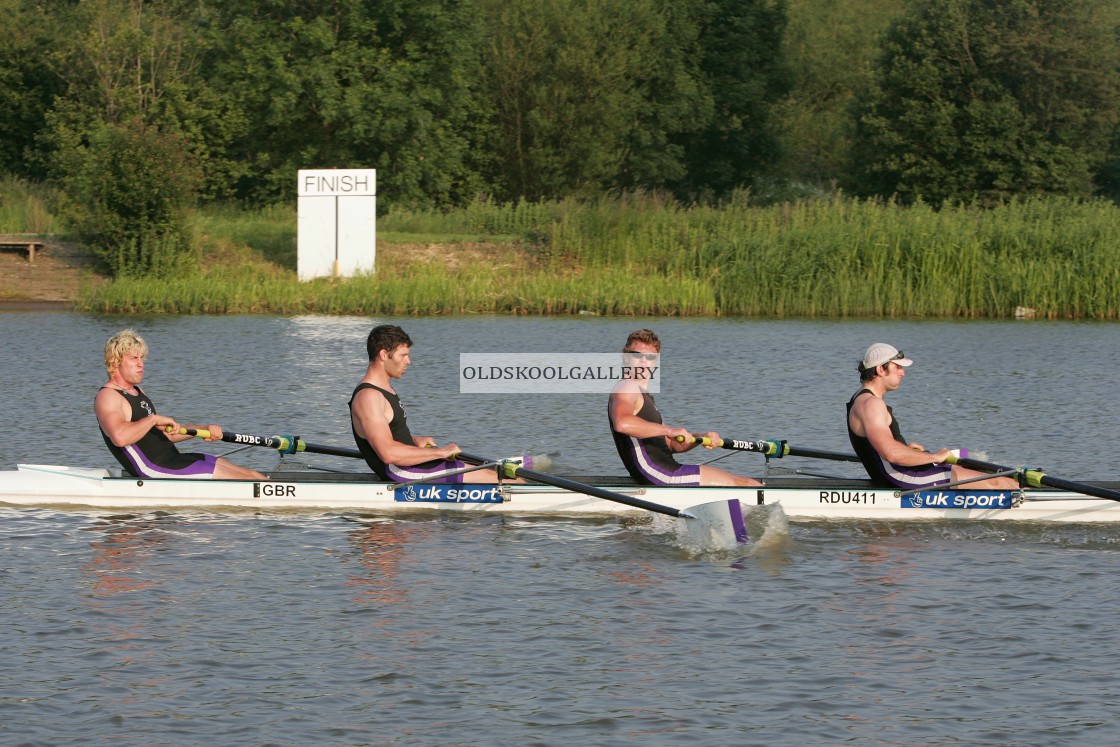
left=64, top=121, right=200, bottom=277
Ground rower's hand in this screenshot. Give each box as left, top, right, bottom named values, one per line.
left=154, top=415, right=181, bottom=433
left=698, top=431, right=722, bottom=449
left=666, top=426, right=693, bottom=442
left=908, top=441, right=925, bottom=451
left=202, top=424, right=223, bottom=441
left=928, top=448, right=952, bottom=464
left=436, top=443, right=461, bottom=460
left=414, top=436, right=437, bottom=448
left=666, top=427, right=694, bottom=452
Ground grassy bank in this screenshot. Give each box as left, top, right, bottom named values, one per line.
left=4, top=181, right=1120, bottom=318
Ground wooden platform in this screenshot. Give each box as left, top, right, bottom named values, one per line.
left=0, top=238, right=45, bottom=262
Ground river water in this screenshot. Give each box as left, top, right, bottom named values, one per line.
left=2, top=312, right=1120, bottom=745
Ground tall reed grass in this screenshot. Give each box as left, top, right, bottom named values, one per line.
left=0, top=177, right=62, bottom=234
left=65, top=192, right=1120, bottom=319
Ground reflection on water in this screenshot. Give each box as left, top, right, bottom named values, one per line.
left=80, top=515, right=180, bottom=681
left=84, top=515, right=175, bottom=597
left=0, top=505, right=1118, bottom=744
left=345, top=519, right=414, bottom=606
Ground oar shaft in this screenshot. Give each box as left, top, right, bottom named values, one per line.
left=949, top=454, right=1120, bottom=503
left=1031, top=474, right=1120, bottom=501
left=457, top=451, right=689, bottom=518
left=783, top=444, right=861, bottom=462
left=948, top=455, right=1010, bottom=474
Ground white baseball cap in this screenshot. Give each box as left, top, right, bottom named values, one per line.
left=859, top=343, right=913, bottom=371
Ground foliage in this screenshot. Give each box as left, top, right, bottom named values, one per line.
left=4, top=0, right=1120, bottom=262
left=848, top=0, right=1120, bottom=204
left=65, top=120, right=200, bottom=277
left=202, top=0, right=487, bottom=207
left=478, top=0, right=679, bottom=200
left=773, top=0, right=903, bottom=188
left=1098, top=130, right=1120, bottom=202
left=0, top=176, right=62, bottom=233
left=0, top=0, right=60, bottom=178
left=477, top=0, right=791, bottom=201
left=667, top=0, right=793, bottom=198
left=33, top=0, right=209, bottom=274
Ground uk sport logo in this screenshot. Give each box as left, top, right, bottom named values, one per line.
left=903, top=491, right=1013, bottom=510
left=395, top=485, right=503, bottom=503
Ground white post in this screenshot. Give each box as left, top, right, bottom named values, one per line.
left=297, top=169, right=377, bottom=281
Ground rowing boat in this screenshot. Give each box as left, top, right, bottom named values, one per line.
left=5, top=464, right=1120, bottom=523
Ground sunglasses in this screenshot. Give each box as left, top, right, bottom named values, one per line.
left=880, top=351, right=906, bottom=369
left=624, top=350, right=659, bottom=361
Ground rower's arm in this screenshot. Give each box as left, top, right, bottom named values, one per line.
left=856, top=397, right=947, bottom=467
left=351, top=387, right=458, bottom=464
left=608, top=386, right=692, bottom=444
left=94, top=388, right=179, bottom=447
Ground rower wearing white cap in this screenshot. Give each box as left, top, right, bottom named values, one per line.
left=846, top=343, right=1017, bottom=490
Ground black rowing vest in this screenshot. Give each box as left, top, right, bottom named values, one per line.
left=98, top=386, right=205, bottom=476
left=846, top=388, right=929, bottom=484
left=610, top=391, right=682, bottom=482
left=349, top=383, right=419, bottom=480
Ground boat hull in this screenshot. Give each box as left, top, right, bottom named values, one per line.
left=5, top=465, right=1120, bottom=523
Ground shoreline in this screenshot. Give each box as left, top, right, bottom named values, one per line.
left=0, top=300, right=74, bottom=311
left=0, top=235, right=100, bottom=306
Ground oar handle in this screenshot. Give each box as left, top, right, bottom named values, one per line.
left=678, top=435, right=861, bottom=463
left=170, top=427, right=364, bottom=459
left=682, top=435, right=775, bottom=455
left=170, top=426, right=229, bottom=442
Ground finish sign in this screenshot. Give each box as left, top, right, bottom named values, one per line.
left=297, top=168, right=377, bottom=280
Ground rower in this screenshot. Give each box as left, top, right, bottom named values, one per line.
left=349, top=324, right=524, bottom=484
left=846, top=343, right=1017, bottom=491
left=94, top=329, right=265, bottom=480
left=608, top=328, right=761, bottom=487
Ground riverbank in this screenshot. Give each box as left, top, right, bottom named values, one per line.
left=0, top=237, right=527, bottom=309
left=0, top=237, right=553, bottom=312
left=6, top=194, right=1120, bottom=318
left=0, top=236, right=101, bottom=308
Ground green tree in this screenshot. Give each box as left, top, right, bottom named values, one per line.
left=1093, top=15, right=1120, bottom=202
left=1098, top=129, right=1120, bottom=202
left=772, top=0, right=903, bottom=188
left=0, top=0, right=62, bottom=178
left=65, top=120, right=200, bottom=277
left=479, top=0, right=788, bottom=201
left=480, top=0, right=680, bottom=200
left=668, top=0, right=792, bottom=199
left=35, top=0, right=208, bottom=272
left=848, top=0, right=1120, bottom=204
left=203, top=0, right=487, bottom=207
left=604, top=0, right=714, bottom=192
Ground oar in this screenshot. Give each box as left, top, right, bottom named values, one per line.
left=946, top=453, right=1120, bottom=503
left=678, top=436, right=861, bottom=463
left=169, top=427, right=364, bottom=459
left=456, top=451, right=748, bottom=548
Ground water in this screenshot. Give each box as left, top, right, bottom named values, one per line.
left=3, top=312, right=1120, bottom=745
